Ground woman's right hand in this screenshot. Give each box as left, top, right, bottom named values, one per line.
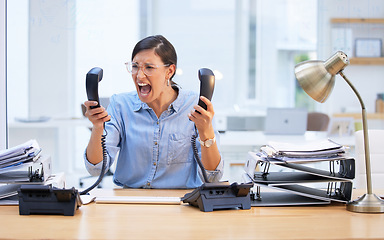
left=83, top=101, right=111, bottom=129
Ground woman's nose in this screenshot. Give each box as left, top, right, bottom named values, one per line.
left=136, top=67, right=145, bottom=78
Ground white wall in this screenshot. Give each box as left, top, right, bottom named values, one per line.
left=7, top=0, right=140, bottom=121
left=318, top=0, right=384, bottom=116
left=74, top=0, right=139, bottom=118
left=258, top=0, right=317, bottom=109
left=28, top=0, right=75, bottom=118
left=148, top=0, right=238, bottom=111
left=7, top=0, right=28, bottom=122
left=0, top=0, right=6, bottom=150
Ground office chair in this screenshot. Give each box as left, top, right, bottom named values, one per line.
left=306, top=112, right=330, bottom=131
left=354, top=129, right=384, bottom=190
left=79, top=97, right=113, bottom=188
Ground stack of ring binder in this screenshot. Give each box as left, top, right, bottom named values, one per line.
left=0, top=139, right=47, bottom=205
left=243, top=139, right=355, bottom=206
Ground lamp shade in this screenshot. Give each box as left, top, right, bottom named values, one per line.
left=294, top=51, right=349, bottom=103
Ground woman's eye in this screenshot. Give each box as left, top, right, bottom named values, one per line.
left=146, top=65, right=155, bottom=70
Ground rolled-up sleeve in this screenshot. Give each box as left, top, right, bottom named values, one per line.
left=197, top=130, right=224, bottom=182
left=83, top=95, right=122, bottom=177
left=205, top=156, right=224, bottom=182
left=83, top=150, right=112, bottom=176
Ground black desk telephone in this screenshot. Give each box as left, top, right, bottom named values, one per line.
left=183, top=68, right=253, bottom=212
left=18, top=67, right=105, bottom=216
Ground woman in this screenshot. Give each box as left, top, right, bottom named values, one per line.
left=83, top=35, right=223, bottom=188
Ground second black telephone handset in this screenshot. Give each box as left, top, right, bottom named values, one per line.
left=197, top=68, right=215, bottom=111
left=192, top=68, right=215, bottom=183
left=86, top=67, right=103, bottom=109
left=80, top=67, right=108, bottom=195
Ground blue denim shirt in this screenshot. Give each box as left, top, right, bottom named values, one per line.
left=84, top=87, right=223, bottom=189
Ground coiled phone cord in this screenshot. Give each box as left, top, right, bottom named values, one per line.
left=191, top=125, right=210, bottom=183
left=80, top=125, right=108, bottom=195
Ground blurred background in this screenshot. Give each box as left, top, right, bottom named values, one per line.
left=4, top=0, right=384, bottom=188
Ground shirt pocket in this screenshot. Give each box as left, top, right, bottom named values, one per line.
left=167, top=133, right=193, bottom=164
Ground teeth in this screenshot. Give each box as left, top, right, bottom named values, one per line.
left=138, top=82, right=148, bottom=87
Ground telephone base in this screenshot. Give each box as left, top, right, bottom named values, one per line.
left=18, top=185, right=82, bottom=216
left=181, top=182, right=253, bottom=212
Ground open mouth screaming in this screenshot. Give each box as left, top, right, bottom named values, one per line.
left=138, top=82, right=152, bottom=96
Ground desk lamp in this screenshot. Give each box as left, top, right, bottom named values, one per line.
left=294, top=51, right=384, bottom=213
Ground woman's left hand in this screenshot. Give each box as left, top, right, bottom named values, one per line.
left=188, top=96, right=215, bottom=139
left=188, top=96, right=221, bottom=172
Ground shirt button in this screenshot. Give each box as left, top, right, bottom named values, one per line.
left=157, top=121, right=159, bottom=125
left=154, top=142, right=158, bottom=145
left=153, top=162, right=157, bottom=166
left=147, top=182, right=150, bottom=186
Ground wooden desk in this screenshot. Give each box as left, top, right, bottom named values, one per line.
left=1, top=189, right=383, bottom=239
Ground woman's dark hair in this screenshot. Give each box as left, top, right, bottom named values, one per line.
left=131, top=35, right=177, bottom=80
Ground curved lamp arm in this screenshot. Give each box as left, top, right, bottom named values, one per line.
left=339, top=71, right=372, bottom=194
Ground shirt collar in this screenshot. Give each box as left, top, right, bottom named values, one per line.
left=132, top=86, right=183, bottom=113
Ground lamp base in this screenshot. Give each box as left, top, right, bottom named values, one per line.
left=346, top=193, right=384, bottom=213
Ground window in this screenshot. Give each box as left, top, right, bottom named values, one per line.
left=144, top=0, right=317, bottom=113
left=6, top=0, right=318, bottom=185
left=0, top=0, right=5, bottom=149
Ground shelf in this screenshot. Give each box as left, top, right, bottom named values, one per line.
left=330, top=18, right=384, bottom=65
left=331, top=18, right=384, bottom=24
left=333, top=112, right=384, bottom=120
left=349, top=57, right=384, bottom=65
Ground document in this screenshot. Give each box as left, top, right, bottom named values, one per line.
left=0, top=139, right=40, bottom=159
left=265, top=139, right=342, bottom=153
left=0, top=139, right=41, bottom=170
left=244, top=137, right=354, bottom=206
left=260, top=139, right=346, bottom=161
left=0, top=140, right=44, bottom=205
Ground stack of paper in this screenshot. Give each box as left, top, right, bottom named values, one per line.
left=0, top=140, right=43, bottom=205
left=0, top=139, right=41, bottom=171
left=244, top=139, right=355, bottom=206
left=260, top=139, right=347, bottom=163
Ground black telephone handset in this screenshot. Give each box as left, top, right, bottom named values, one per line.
left=192, top=68, right=215, bottom=183
left=86, top=67, right=103, bottom=109
left=197, top=68, right=215, bottom=111
left=185, top=68, right=253, bottom=212
left=80, top=67, right=108, bottom=195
